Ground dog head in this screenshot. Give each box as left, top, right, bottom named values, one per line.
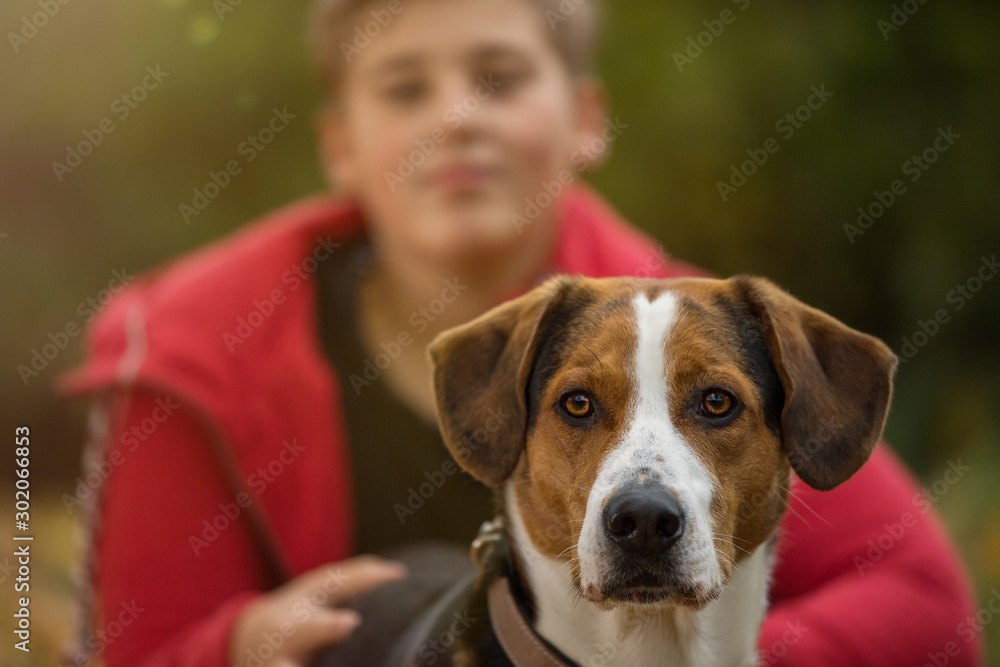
left=429, top=275, right=896, bottom=609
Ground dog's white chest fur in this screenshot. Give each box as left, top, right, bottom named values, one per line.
left=506, top=485, right=772, bottom=667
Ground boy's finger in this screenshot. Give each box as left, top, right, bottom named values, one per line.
left=325, top=557, right=409, bottom=605
left=284, top=556, right=407, bottom=606
left=285, top=607, right=362, bottom=655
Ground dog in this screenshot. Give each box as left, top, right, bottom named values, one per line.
left=315, top=274, right=896, bottom=667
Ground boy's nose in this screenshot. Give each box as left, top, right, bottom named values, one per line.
left=437, top=74, right=492, bottom=122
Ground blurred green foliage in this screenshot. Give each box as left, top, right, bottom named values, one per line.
left=1, top=0, right=997, bottom=663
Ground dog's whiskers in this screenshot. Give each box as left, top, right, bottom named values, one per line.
left=713, top=546, right=738, bottom=567
left=556, top=543, right=578, bottom=559
left=775, top=482, right=831, bottom=528
left=568, top=352, right=597, bottom=376
left=711, top=533, right=752, bottom=556
left=771, top=486, right=815, bottom=529
left=581, top=343, right=606, bottom=373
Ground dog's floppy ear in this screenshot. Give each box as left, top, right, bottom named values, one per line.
left=734, top=276, right=898, bottom=491
left=428, top=276, right=576, bottom=487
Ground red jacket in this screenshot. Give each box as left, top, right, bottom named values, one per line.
left=60, top=186, right=982, bottom=666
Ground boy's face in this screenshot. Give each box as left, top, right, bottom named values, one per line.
left=319, top=0, right=604, bottom=267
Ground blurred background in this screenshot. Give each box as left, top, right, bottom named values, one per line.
left=1, top=0, right=998, bottom=664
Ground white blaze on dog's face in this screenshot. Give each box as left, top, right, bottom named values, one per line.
left=574, top=290, right=750, bottom=607
left=430, top=276, right=896, bottom=610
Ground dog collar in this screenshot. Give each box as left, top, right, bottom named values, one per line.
left=472, top=518, right=575, bottom=666
left=488, top=576, right=575, bottom=667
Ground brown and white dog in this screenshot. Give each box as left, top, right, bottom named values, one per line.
left=317, top=274, right=896, bottom=667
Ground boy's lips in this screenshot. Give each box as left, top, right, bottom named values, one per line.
left=427, top=163, right=502, bottom=193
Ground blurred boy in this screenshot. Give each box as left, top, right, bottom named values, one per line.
left=60, top=0, right=981, bottom=665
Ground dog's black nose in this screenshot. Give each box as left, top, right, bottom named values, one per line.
left=603, top=485, right=684, bottom=556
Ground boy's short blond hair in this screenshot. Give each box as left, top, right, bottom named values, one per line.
left=308, top=0, right=602, bottom=95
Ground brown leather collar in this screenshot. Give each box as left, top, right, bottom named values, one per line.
left=471, top=517, right=575, bottom=667
left=487, top=576, right=574, bottom=667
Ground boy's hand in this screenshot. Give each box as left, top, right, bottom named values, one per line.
left=230, top=555, right=408, bottom=666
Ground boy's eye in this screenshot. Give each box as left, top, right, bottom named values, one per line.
left=382, top=80, right=427, bottom=105
left=482, top=68, right=531, bottom=94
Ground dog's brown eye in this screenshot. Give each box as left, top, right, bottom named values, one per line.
left=702, top=390, right=734, bottom=417
left=563, top=392, right=593, bottom=418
